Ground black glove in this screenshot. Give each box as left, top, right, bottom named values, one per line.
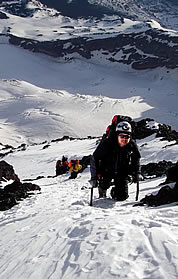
left=132, top=173, right=139, bottom=183
left=89, top=177, right=98, bottom=188
left=132, top=173, right=143, bottom=183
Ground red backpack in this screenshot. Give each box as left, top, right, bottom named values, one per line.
left=104, top=115, right=135, bottom=139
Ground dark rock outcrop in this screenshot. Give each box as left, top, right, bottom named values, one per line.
left=135, top=162, right=178, bottom=207
left=1, top=0, right=178, bottom=70
left=137, top=182, right=178, bottom=207
left=0, top=143, right=27, bottom=159
left=0, top=160, right=41, bottom=211
left=0, top=145, right=14, bottom=159
left=134, top=118, right=156, bottom=139
left=133, top=118, right=178, bottom=143
left=0, top=11, right=8, bottom=19
left=8, top=26, right=178, bottom=70
left=0, top=180, right=41, bottom=211
left=141, top=160, right=175, bottom=179
left=156, top=124, right=178, bottom=143
left=0, top=160, right=20, bottom=182
left=2, top=0, right=37, bottom=17
left=164, top=161, right=178, bottom=184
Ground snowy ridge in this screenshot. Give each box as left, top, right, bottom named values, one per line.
left=2, top=2, right=177, bottom=42
left=0, top=78, right=152, bottom=146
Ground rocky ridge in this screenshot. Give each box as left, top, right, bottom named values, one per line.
left=7, top=28, right=178, bottom=70
left=0, top=0, right=178, bottom=70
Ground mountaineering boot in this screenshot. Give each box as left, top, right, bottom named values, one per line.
left=111, top=187, right=129, bottom=201
left=98, top=187, right=107, bottom=198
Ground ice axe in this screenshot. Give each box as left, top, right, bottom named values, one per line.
left=135, top=179, right=139, bottom=201
left=89, top=186, right=94, bottom=206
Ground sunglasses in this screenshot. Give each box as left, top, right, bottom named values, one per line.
left=118, top=134, right=130, bottom=139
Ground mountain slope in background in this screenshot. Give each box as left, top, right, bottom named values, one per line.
left=1, top=0, right=178, bottom=71
left=0, top=39, right=178, bottom=146
left=38, top=0, right=178, bottom=30
left=0, top=0, right=178, bottom=146
left=39, top=0, right=116, bottom=18
left=89, top=0, right=178, bottom=30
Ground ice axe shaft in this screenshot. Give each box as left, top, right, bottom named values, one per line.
left=136, top=180, right=139, bottom=201
left=89, top=186, right=94, bottom=206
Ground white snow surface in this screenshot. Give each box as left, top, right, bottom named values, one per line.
left=0, top=4, right=178, bottom=278
left=0, top=137, right=178, bottom=279
left=0, top=40, right=178, bottom=146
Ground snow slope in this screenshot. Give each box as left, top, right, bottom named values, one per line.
left=0, top=2, right=178, bottom=278
left=0, top=136, right=178, bottom=279
left=0, top=0, right=178, bottom=148
left=0, top=40, right=178, bottom=146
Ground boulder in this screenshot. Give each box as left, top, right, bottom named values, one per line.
left=164, top=161, right=178, bottom=184
left=138, top=182, right=178, bottom=207
left=0, top=160, right=20, bottom=182
left=0, top=180, right=41, bottom=211
left=0, top=11, right=8, bottom=19
left=135, top=118, right=156, bottom=139
left=135, top=162, right=178, bottom=207
left=141, top=160, right=175, bottom=179
left=156, top=124, right=178, bottom=143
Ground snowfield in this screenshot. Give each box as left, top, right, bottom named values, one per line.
left=0, top=1, right=178, bottom=278
left=0, top=41, right=178, bottom=147
left=0, top=137, right=178, bottom=279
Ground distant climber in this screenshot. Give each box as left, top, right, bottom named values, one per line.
left=69, top=160, right=82, bottom=179
left=56, top=156, right=69, bottom=176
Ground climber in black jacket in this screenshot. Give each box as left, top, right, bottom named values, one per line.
left=90, top=121, right=141, bottom=200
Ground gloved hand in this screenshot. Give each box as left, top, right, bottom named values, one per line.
left=89, top=177, right=98, bottom=188
left=128, top=175, right=133, bottom=183
left=132, top=173, right=143, bottom=183
left=132, top=174, right=138, bottom=183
